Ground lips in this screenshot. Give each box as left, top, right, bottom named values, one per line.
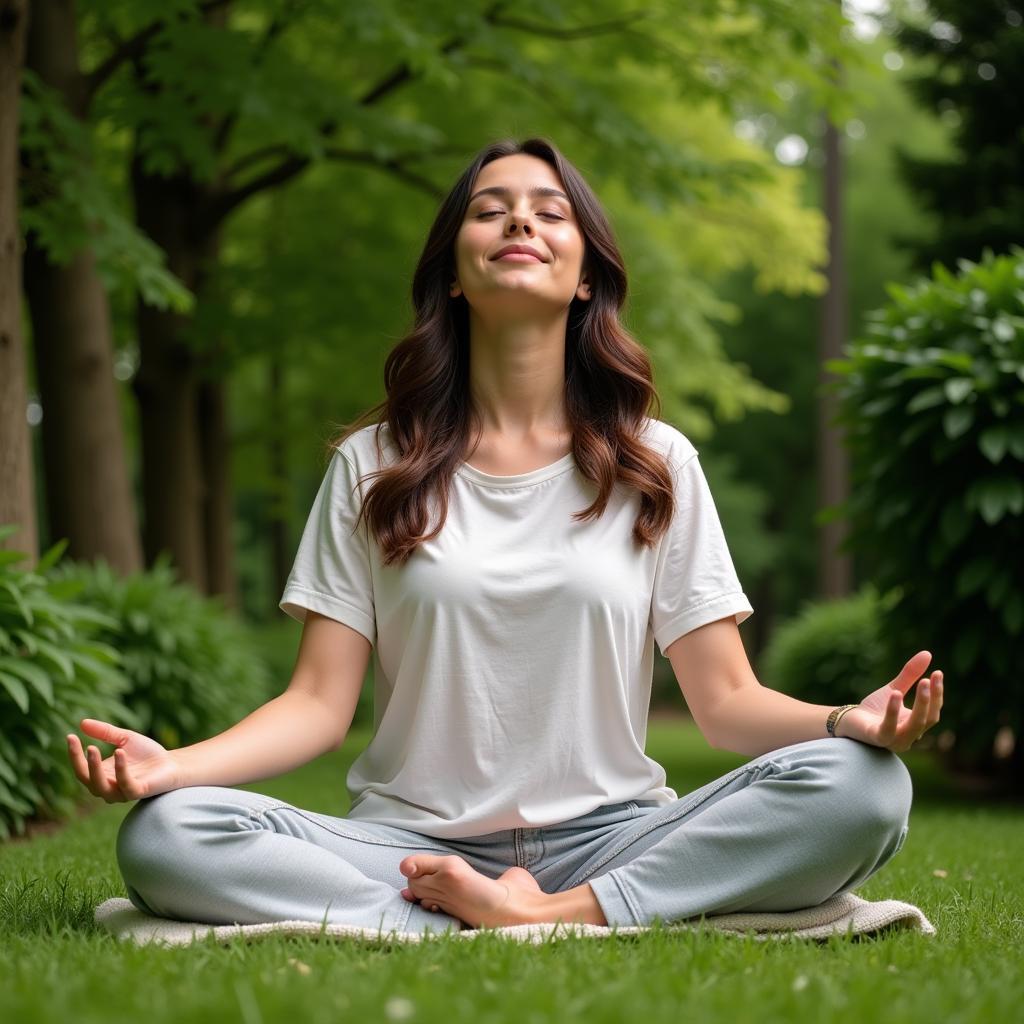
left=491, top=244, right=545, bottom=261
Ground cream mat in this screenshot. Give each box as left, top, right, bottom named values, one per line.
left=95, top=891, right=935, bottom=946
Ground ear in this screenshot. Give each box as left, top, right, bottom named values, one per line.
left=450, top=276, right=462, bottom=299
left=576, top=274, right=592, bottom=302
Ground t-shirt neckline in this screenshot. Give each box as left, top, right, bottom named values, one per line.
left=456, top=451, right=576, bottom=489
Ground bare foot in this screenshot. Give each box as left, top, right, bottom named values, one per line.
left=399, top=854, right=546, bottom=928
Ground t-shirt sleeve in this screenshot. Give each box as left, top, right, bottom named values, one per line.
left=649, top=447, right=753, bottom=656
left=279, top=448, right=377, bottom=646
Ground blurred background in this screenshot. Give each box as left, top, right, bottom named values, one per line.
left=1, top=0, right=1021, bottom=841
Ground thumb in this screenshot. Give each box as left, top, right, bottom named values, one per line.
left=78, top=718, right=131, bottom=746
left=892, top=651, right=931, bottom=693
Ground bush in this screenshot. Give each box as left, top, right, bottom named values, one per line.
left=759, top=586, right=895, bottom=706
left=828, top=246, right=1024, bottom=781
left=0, top=528, right=138, bottom=840
left=50, top=554, right=275, bottom=752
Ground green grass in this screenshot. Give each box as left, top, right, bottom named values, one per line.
left=1, top=720, right=1020, bottom=1024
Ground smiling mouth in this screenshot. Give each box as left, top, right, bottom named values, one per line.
left=494, top=253, right=543, bottom=262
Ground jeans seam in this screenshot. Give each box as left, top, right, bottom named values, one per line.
left=608, top=868, right=643, bottom=926
left=256, top=805, right=451, bottom=853
left=566, top=761, right=771, bottom=889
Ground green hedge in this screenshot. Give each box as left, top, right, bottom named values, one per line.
left=49, top=554, right=275, bottom=752
left=0, top=528, right=277, bottom=840
left=759, top=586, right=894, bottom=707
left=828, top=247, right=1024, bottom=779
left=0, top=529, right=137, bottom=840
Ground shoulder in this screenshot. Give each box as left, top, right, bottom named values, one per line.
left=334, top=422, right=398, bottom=472
left=639, top=417, right=699, bottom=467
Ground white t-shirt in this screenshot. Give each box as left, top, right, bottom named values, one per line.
left=280, top=417, right=753, bottom=838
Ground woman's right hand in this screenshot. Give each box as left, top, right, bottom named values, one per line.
left=67, top=719, right=184, bottom=803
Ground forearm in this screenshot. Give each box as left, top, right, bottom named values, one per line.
left=708, top=683, right=849, bottom=758
left=172, top=690, right=345, bottom=788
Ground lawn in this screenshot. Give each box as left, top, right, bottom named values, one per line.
left=1, top=719, right=1020, bottom=1024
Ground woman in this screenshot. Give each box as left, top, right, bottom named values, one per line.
left=68, top=137, right=944, bottom=936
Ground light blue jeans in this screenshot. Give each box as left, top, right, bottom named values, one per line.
left=116, top=736, right=912, bottom=935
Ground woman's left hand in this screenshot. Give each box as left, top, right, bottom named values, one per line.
left=835, top=650, right=944, bottom=752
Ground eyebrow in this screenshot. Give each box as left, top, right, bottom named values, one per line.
left=467, top=185, right=570, bottom=204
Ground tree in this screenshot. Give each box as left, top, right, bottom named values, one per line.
left=19, top=0, right=862, bottom=608
left=889, top=0, right=1024, bottom=268
left=21, top=0, right=146, bottom=576
left=0, top=0, right=35, bottom=563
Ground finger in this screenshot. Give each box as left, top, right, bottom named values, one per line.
left=67, top=735, right=93, bottom=790
left=931, top=671, right=944, bottom=721
left=80, top=718, right=133, bottom=747
left=906, top=677, right=932, bottom=737
left=113, top=748, right=136, bottom=800
left=86, top=746, right=118, bottom=801
left=882, top=686, right=902, bottom=740
left=891, top=651, right=932, bottom=693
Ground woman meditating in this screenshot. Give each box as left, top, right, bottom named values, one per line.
left=68, top=137, right=944, bottom=936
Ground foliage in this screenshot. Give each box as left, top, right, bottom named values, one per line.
left=49, top=555, right=276, bottom=752
left=827, top=247, right=1024, bottom=775
left=887, top=0, right=1024, bottom=269
left=760, top=585, right=896, bottom=706
left=17, top=70, right=193, bottom=312
left=0, top=527, right=138, bottom=841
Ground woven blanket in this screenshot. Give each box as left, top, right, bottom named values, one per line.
left=95, top=891, right=935, bottom=947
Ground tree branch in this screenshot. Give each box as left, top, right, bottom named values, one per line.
left=214, top=0, right=653, bottom=220
left=81, top=0, right=233, bottom=112
left=212, top=1, right=511, bottom=220
left=321, top=146, right=455, bottom=199
left=222, top=144, right=293, bottom=182
left=212, top=0, right=302, bottom=155
left=489, top=10, right=653, bottom=40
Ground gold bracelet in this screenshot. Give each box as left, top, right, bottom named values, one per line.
left=826, top=703, right=859, bottom=737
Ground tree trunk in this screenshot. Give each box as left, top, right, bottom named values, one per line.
left=0, top=0, right=36, bottom=562
left=130, top=158, right=207, bottom=588
left=198, top=372, right=238, bottom=607
left=268, top=353, right=290, bottom=607
left=817, top=105, right=852, bottom=599
left=21, top=0, right=143, bottom=575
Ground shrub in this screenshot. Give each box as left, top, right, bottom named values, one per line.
left=50, top=554, right=276, bottom=752
left=828, top=246, right=1024, bottom=782
left=759, top=586, right=894, bottom=707
left=0, top=527, right=137, bottom=840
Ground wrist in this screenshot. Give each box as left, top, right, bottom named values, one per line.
left=826, top=703, right=860, bottom=738
left=169, top=748, right=191, bottom=789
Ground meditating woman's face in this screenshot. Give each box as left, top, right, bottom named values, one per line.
left=451, top=153, right=590, bottom=317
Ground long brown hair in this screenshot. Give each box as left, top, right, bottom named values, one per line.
left=326, top=136, right=675, bottom=567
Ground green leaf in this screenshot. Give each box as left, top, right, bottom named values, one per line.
left=944, top=378, right=974, bottom=403
left=943, top=406, right=974, bottom=439
left=979, top=426, right=1009, bottom=463
left=0, top=581, right=32, bottom=626
left=1003, top=593, right=1024, bottom=634
left=0, top=671, right=30, bottom=712
left=970, top=477, right=1024, bottom=525
left=0, top=657, right=54, bottom=704
left=955, top=556, right=991, bottom=599
left=1008, top=423, right=1024, bottom=460
left=905, top=386, right=945, bottom=414
left=34, top=639, right=74, bottom=684
left=940, top=500, right=971, bottom=548
left=36, top=538, right=69, bottom=573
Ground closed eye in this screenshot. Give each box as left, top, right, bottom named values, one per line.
left=476, top=211, right=564, bottom=220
